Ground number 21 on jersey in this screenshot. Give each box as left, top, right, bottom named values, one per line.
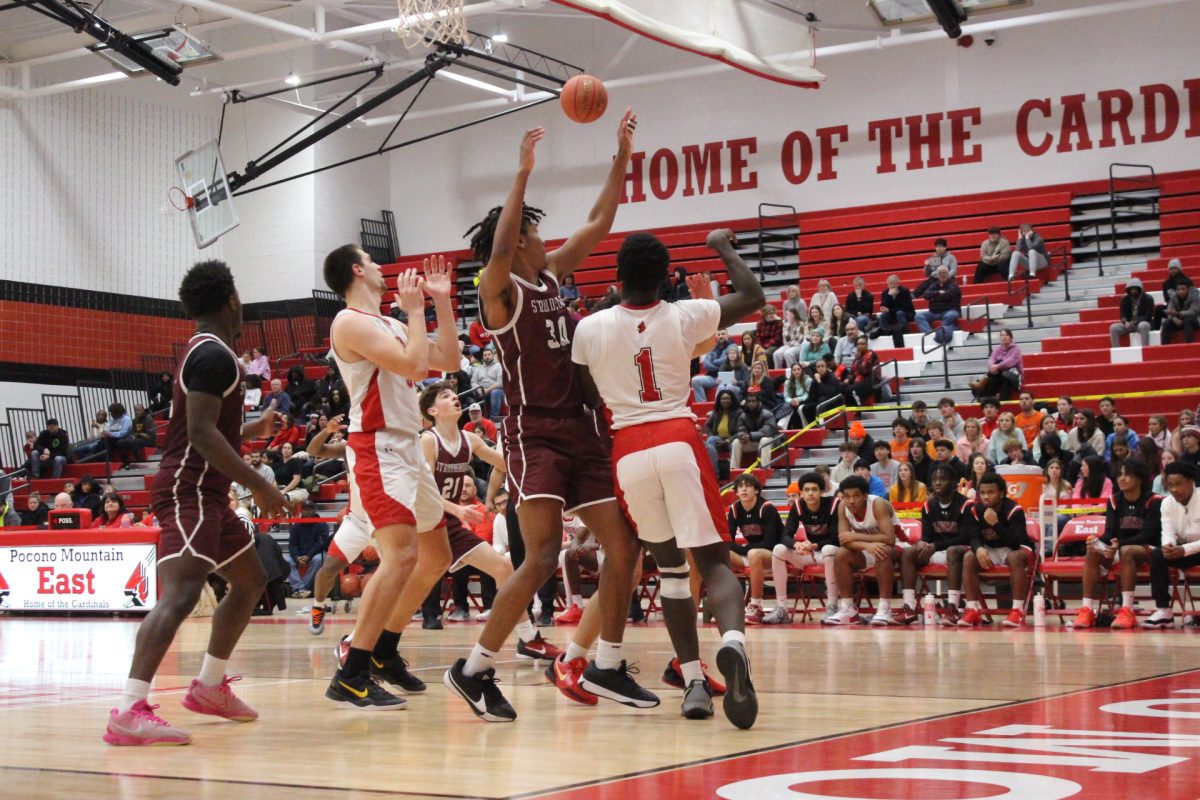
left=635, top=347, right=662, bottom=402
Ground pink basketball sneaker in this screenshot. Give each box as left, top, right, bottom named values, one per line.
left=103, top=700, right=192, bottom=746
left=181, top=675, right=258, bottom=722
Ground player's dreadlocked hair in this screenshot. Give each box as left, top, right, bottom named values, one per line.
left=464, top=203, right=545, bottom=264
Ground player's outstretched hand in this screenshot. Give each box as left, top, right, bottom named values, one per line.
left=323, top=414, right=346, bottom=435
left=519, top=127, right=545, bottom=173
left=457, top=504, right=484, bottom=526
left=422, top=255, right=453, bottom=300
left=247, top=399, right=284, bottom=439
left=617, top=107, right=637, bottom=155
left=686, top=272, right=714, bottom=300
left=254, top=483, right=290, bottom=520
left=396, top=268, right=424, bottom=316
left=706, top=228, right=737, bottom=250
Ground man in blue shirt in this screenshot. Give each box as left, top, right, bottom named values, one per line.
left=690, top=328, right=733, bottom=402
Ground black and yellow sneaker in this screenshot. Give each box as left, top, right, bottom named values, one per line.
left=325, top=669, right=406, bottom=710
left=443, top=659, right=516, bottom=722
left=370, top=655, right=427, bottom=694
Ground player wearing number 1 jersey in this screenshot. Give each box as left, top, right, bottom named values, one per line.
left=571, top=229, right=765, bottom=728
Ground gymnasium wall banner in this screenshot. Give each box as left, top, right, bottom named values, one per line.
left=0, top=539, right=157, bottom=612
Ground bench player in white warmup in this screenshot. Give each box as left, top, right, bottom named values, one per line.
left=571, top=229, right=763, bottom=728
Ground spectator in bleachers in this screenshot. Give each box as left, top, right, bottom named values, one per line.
left=103, top=403, right=134, bottom=468
left=467, top=316, right=492, bottom=356
left=779, top=363, right=810, bottom=429
left=704, top=390, right=744, bottom=477
left=830, top=442, right=858, bottom=486
left=828, top=304, right=850, bottom=344
left=728, top=473, right=784, bottom=625
left=270, top=442, right=310, bottom=507
left=844, top=335, right=881, bottom=406
left=265, top=413, right=303, bottom=458
left=1154, top=258, right=1191, bottom=330
left=1153, top=450, right=1177, bottom=495
left=745, top=361, right=779, bottom=411
left=93, top=493, right=134, bottom=528
left=1145, top=461, right=1200, bottom=628
left=261, top=378, right=292, bottom=415
left=1065, top=409, right=1106, bottom=458
left=1147, top=415, right=1170, bottom=451
left=247, top=347, right=271, bottom=381
left=1052, top=396, right=1075, bottom=432
left=1109, top=277, right=1155, bottom=348
left=469, top=348, right=505, bottom=420
left=313, top=363, right=343, bottom=401
left=732, top=393, right=779, bottom=468
left=325, top=387, right=349, bottom=420
left=844, top=276, right=874, bottom=330
left=303, top=413, right=325, bottom=447
left=1161, top=281, right=1200, bottom=344
left=755, top=305, right=783, bottom=364
left=773, top=307, right=806, bottom=369
left=72, top=409, right=108, bottom=462
left=932, top=437, right=968, bottom=480
left=464, top=403, right=498, bottom=442
left=956, top=417, right=990, bottom=463
left=897, top=463, right=974, bottom=625
left=1137, top=436, right=1163, bottom=476
left=285, top=365, right=318, bottom=415
left=690, top=329, right=733, bottom=402
left=804, top=304, right=828, bottom=340
left=1107, top=438, right=1132, bottom=481
left=960, top=454, right=989, bottom=499
left=960, top=473, right=1033, bottom=627
left=871, top=441, right=899, bottom=490
left=855, top=459, right=886, bottom=496
left=243, top=375, right=263, bottom=409
left=1013, top=392, right=1046, bottom=449
left=938, top=398, right=965, bottom=441
left=889, top=461, right=927, bottom=505
left=798, top=330, right=830, bottom=370
left=985, top=412, right=1019, bottom=464
left=124, top=404, right=156, bottom=466
left=234, top=451, right=277, bottom=506
left=1033, top=415, right=1067, bottom=465
left=1095, top=397, right=1118, bottom=436
left=1105, top=416, right=1140, bottom=461
left=907, top=401, right=931, bottom=439
left=999, top=437, right=1034, bottom=467
left=20, top=491, right=49, bottom=526
left=558, top=272, right=580, bottom=303
left=52, top=491, right=73, bottom=512
left=662, top=266, right=691, bottom=302
left=889, top=419, right=913, bottom=463
left=1170, top=409, right=1196, bottom=452
left=148, top=371, right=173, bottom=414
left=799, top=359, right=842, bottom=427
left=28, top=419, right=70, bottom=479
left=909, top=437, right=934, bottom=484
left=979, top=397, right=1001, bottom=438
left=764, top=472, right=840, bottom=625
left=1043, top=458, right=1073, bottom=501
left=847, top=421, right=876, bottom=467
left=1008, top=223, right=1048, bottom=281
left=782, top=284, right=807, bottom=322
left=972, top=328, right=1023, bottom=400
left=974, top=227, right=1011, bottom=284
left=1179, top=426, right=1200, bottom=467
left=739, top=331, right=767, bottom=367
left=286, top=500, right=330, bottom=598
left=871, top=274, right=915, bottom=348
left=716, top=345, right=750, bottom=400
left=915, top=238, right=958, bottom=297
left=0, top=496, right=20, bottom=527
left=831, top=320, right=861, bottom=370
left=916, top=266, right=961, bottom=343
left=809, top=279, right=836, bottom=322
left=1074, top=455, right=1113, bottom=499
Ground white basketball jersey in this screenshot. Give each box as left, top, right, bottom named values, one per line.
left=330, top=308, right=422, bottom=436
left=571, top=299, right=720, bottom=430
left=844, top=494, right=900, bottom=533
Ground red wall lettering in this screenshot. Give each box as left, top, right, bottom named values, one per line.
left=1056, top=94, right=1094, bottom=153
left=869, top=117, right=904, bottom=174
left=1016, top=98, right=1053, bottom=156
left=620, top=151, right=647, bottom=204
left=946, top=108, right=983, bottom=166
left=906, top=112, right=945, bottom=170
left=1141, top=83, right=1179, bottom=143
left=815, top=125, right=849, bottom=181
left=780, top=130, right=813, bottom=185
left=727, top=138, right=758, bottom=191
left=1098, top=89, right=1136, bottom=148
left=1185, top=78, right=1200, bottom=137
left=681, top=141, right=724, bottom=197
left=649, top=148, right=678, bottom=200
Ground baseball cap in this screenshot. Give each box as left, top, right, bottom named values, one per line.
left=1182, top=425, right=1200, bottom=439
left=1168, top=258, right=1183, bottom=270
left=849, top=421, right=867, bottom=438
left=467, top=403, right=482, bottom=413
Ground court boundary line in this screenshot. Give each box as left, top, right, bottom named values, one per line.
left=507, top=665, right=1200, bottom=800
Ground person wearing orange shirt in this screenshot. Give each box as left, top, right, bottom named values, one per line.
left=1013, top=391, right=1046, bottom=449
left=889, top=419, right=913, bottom=463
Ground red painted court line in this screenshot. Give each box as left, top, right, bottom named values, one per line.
left=525, top=669, right=1200, bottom=800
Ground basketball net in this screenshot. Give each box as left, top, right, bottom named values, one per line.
left=394, top=0, right=466, bottom=49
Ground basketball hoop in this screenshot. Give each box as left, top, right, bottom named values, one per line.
left=394, top=0, right=466, bottom=49
left=167, top=186, right=195, bottom=212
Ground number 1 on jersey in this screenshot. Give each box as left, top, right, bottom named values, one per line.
left=634, top=347, right=661, bottom=402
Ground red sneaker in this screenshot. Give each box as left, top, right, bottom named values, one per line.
left=957, top=607, right=983, bottom=627
left=661, top=658, right=727, bottom=696
left=938, top=605, right=960, bottom=627
left=1111, top=607, right=1138, bottom=629
left=181, top=675, right=258, bottom=722
left=1002, top=609, right=1026, bottom=628
left=516, top=632, right=564, bottom=662
left=545, top=655, right=597, bottom=705
left=1073, top=606, right=1096, bottom=629
left=555, top=604, right=583, bottom=625
left=744, top=602, right=764, bottom=625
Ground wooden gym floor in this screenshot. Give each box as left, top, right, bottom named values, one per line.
left=1, top=612, right=1199, bottom=799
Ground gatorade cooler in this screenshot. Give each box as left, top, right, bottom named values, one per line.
left=996, top=465, right=1044, bottom=511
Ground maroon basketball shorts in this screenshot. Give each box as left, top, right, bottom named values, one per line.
left=153, top=489, right=253, bottom=569
left=502, top=412, right=615, bottom=514
left=444, top=515, right=489, bottom=572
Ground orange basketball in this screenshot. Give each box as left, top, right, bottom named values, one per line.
left=339, top=573, right=362, bottom=597
left=560, top=74, right=608, bottom=123
left=359, top=571, right=374, bottom=594
left=361, top=545, right=379, bottom=563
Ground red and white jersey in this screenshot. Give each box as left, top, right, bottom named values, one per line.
left=572, top=299, right=720, bottom=430
left=331, top=308, right=421, bottom=436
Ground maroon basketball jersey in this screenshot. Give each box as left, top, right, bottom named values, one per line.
left=151, top=333, right=245, bottom=501
left=486, top=270, right=584, bottom=416
left=430, top=428, right=473, bottom=502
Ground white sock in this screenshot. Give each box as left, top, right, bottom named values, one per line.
left=570, top=594, right=583, bottom=608
left=967, top=600, right=982, bottom=610
left=877, top=598, right=891, bottom=612
left=463, top=643, right=498, bottom=677
left=565, top=642, right=588, bottom=662
left=722, top=630, right=746, bottom=646
left=1082, top=597, right=1096, bottom=610
left=680, top=660, right=704, bottom=684
left=838, top=598, right=855, bottom=613
left=198, top=654, right=228, bottom=688
left=948, top=590, right=962, bottom=607
left=751, top=597, right=763, bottom=607
left=119, top=678, right=150, bottom=713
left=595, top=639, right=623, bottom=670
left=1122, top=591, right=1135, bottom=608
left=515, top=618, right=537, bottom=644
left=1152, top=607, right=1174, bottom=619
left=902, top=589, right=916, bottom=608
left=825, top=586, right=839, bottom=605
left=1012, top=599, right=1022, bottom=611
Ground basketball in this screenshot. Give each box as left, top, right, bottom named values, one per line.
left=339, top=573, right=361, bottom=597
left=359, top=571, right=374, bottom=593
left=361, top=544, right=379, bottom=563
left=560, top=74, right=607, bottom=123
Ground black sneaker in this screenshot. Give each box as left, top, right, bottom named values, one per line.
left=715, top=641, right=758, bottom=730
left=370, top=655, right=427, bottom=694
left=422, top=616, right=444, bottom=630
left=579, top=661, right=660, bottom=708
left=443, top=659, right=516, bottom=722
left=325, top=670, right=406, bottom=710
left=535, top=611, right=554, bottom=628
left=681, top=679, right=714, bottom=720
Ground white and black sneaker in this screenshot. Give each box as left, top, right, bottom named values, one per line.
left=761, top=607, right=791, bottom=625
left=443, top=659, right=516, bottom=722
left=715, top=641, right=758, bottom=730
left=681, top=679, right=714, bottom=720
left=580, top=661, right=660, bottom=708
left=1143, top=610, right=1175, bottom=628
left=822, top=606, right=861, bottom=626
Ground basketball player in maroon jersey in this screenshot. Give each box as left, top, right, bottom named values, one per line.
left=445, top=114, right=657, bottom=721
left=105, top=260, right=289, bottom=746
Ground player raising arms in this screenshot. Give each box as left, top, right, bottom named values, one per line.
left=105, top=260, right=289, bottom=746
left=322, top=246, right=461, bottom=709
left=446, top=113, right=657, bottom=722
left=571, top=230, right=764, bottom=728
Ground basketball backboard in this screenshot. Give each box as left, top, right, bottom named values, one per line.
left=549, top=0, right=824, bottom=87
left=175, top=140, right=238, bottom=249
